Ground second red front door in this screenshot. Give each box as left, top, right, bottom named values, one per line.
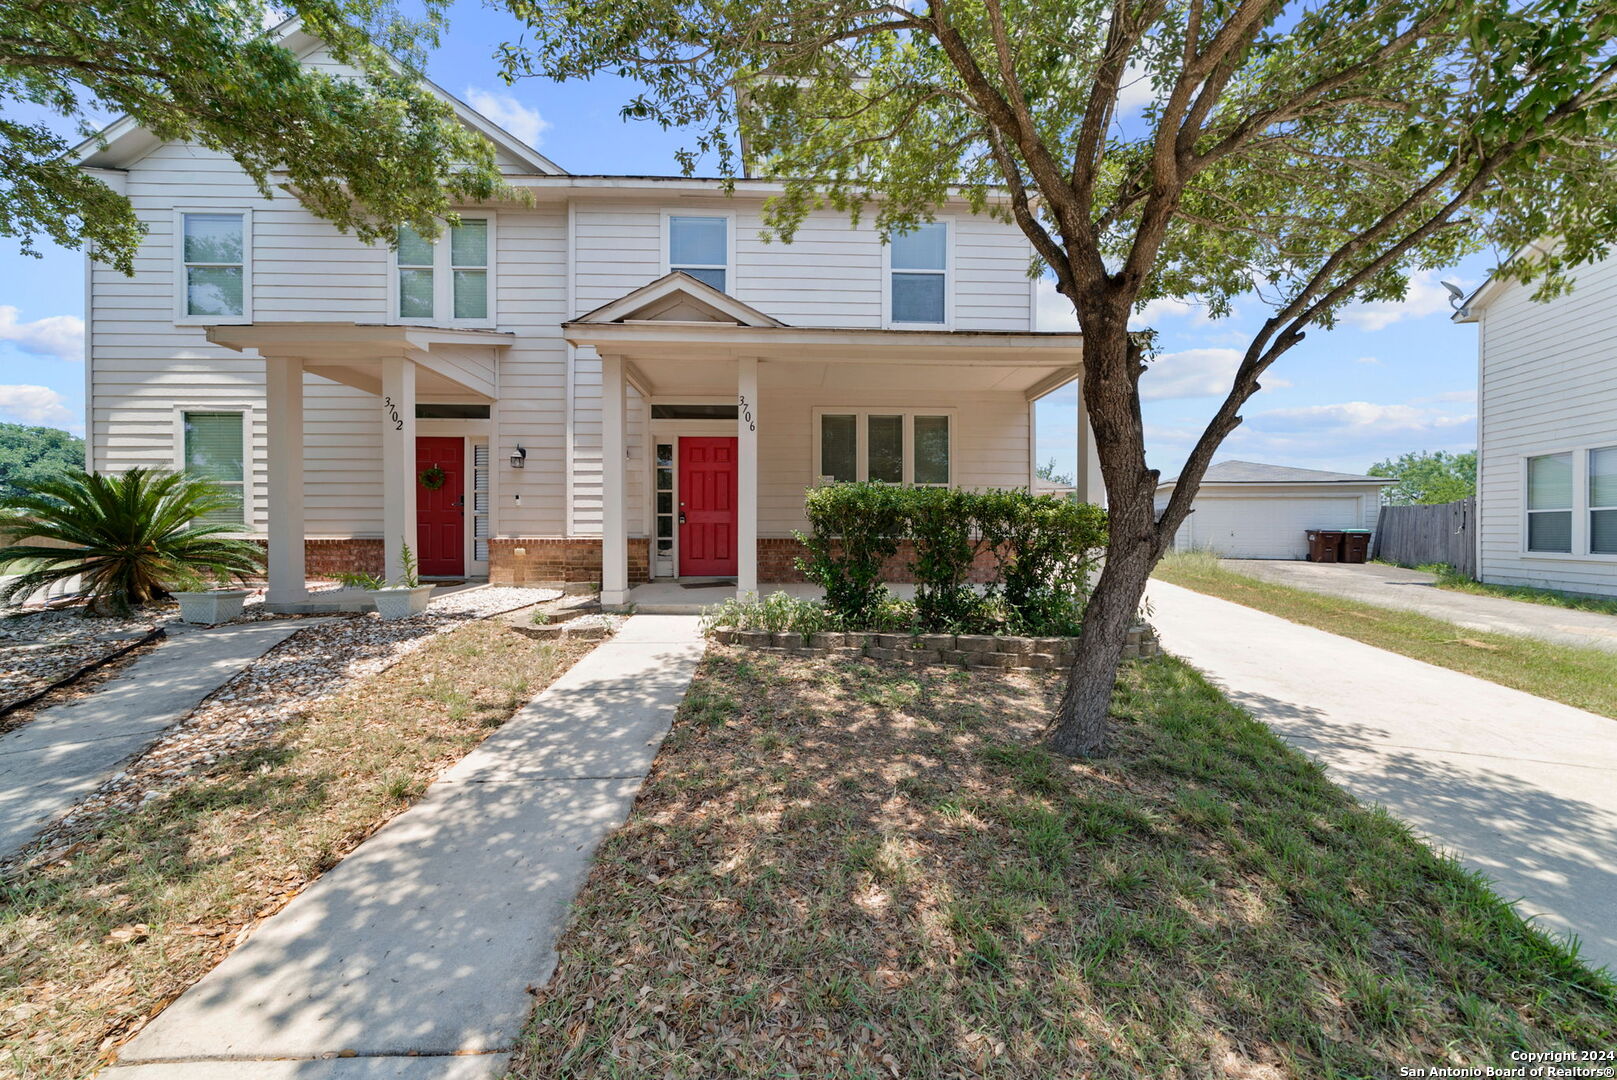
left=678, top=437, right=738, bottom=577
left=415, top=436, right=464, bottom=577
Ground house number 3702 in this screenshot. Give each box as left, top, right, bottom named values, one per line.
left=738, top=394, right=756, bottom=432
left=382, top=396, right=403, bottom=431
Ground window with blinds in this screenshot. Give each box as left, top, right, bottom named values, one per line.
left=183, top=411, right=245, bottom=526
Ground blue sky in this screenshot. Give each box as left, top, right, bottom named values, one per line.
left=0, top=2, right=1484, bottom=477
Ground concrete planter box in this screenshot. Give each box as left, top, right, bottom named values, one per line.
left=371, top=585, right=436, bottom=621
left=172, top=589, right=250, bottom=625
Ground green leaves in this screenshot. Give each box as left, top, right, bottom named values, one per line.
left=1, top=0, right=503, bottom=274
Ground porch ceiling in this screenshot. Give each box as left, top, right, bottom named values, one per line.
left=205, top=321, right=512, bottom=399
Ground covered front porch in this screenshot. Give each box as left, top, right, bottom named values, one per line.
left=565, top=273, right=1098, bottom=608
left=205, top=321, right=512, bottom=611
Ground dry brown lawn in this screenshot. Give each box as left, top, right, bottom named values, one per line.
left=0, top=618, right=594, bottom=1080
left=511, top=648, right=1616, bottom=1080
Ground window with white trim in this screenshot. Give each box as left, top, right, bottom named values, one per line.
left=180, top=212, right=248, bottom=319
left=1591, top=446, right=1617, bottom=555
left=817, top=410, right=952, bottom=486
left=668, top=215, right=728, bottom=291
left=395, top=219, right=493, bottom=324
left=888, top=222, right=948, bottom=325
left=182, top=411, right=245, bottom=526
left=1526, top=452, right=1573, bottom=553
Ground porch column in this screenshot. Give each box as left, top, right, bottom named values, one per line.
left=265, top=357, right=306, bottom=606
left=1076, top=374, right=1105, bottom=507
left=737, top=356, right=759, bottom=597
left=600, top=352, right=629, bottom=606
left=381, top=356, right=418, bottom=583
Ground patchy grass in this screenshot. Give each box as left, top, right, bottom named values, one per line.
left=0, top=619, right=595, bottom=1080
left=1156, top=550, right=1617, bottom=720
left=1403, top=561, right=1617, bottom=617
left=510, top=650, right=1614, bottom=1079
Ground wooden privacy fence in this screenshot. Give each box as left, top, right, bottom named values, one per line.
left=1372, top=496, right=1475, bottom=578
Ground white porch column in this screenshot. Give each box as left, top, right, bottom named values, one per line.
left=600, top=352, right=629, bottom=606
left=737, top=356, right=759, bottom=597
left=1076, top=374, right=1105, bottom=507
left=381, top=356, right=418, bottom=583
left=265, top=357, right=306, bottom=606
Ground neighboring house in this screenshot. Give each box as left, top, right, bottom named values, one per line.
left=1456, top=255, right=1617, bottom=598
left=1155, top=460, right=1390, bottom=559
left=75, top=21, right=1097, bottom=609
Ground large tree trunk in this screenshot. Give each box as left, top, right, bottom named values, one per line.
left=1046, top=314, right=1164, bottom=757
left=1048, top=476, right=1159, bottom=756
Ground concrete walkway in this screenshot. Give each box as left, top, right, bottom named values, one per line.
left=1148, top=580, right=1617, bottom=973
left=109, top=614, right=706, bottom=1079
left=1224, top=559, right=1617, bottom=653
left=0, top=619, right=311, bottom=859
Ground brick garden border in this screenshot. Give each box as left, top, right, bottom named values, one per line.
left=709, top=626, right=1160, bottom=670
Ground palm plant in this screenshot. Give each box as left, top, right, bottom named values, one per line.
left=0, top=468, right=264, bottom=615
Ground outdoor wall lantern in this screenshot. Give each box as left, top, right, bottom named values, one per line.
left=509, top=444, right=527, bottom=469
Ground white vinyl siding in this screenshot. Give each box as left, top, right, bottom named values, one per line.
left=1475, top=255, right=1617, bottom=596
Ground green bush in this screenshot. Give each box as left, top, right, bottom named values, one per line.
left=0, top=467, right=265, bottom=615
left=899, top=486, right=992, bottom=633
left=794, top=483, right=1108, bottom=637
left=794, top=482, right=907, bottom=627
left=977, top=490, right=1108, bottom=636
left=701, top=591, right=834, bottom=636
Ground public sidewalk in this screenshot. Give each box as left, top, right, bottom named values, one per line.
left=1148, top=580, right=1617, bottom=973
left=109, top=615, right=706, bottom=1079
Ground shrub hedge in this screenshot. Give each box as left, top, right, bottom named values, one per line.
left=791, top=484, right=1107, bottom=636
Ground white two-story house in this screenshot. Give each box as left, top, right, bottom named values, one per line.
left=1458, top=253, right=1617, bottom=598
left=75, top=22, right=1096, bottom=609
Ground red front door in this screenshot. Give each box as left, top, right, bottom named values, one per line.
left=415, top=436, right=464, bottom=577
left=678, top=437, right=738, bottom=577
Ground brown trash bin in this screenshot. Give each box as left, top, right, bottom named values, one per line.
left=1341, top=530, right=1371, bottom=564
left=1306, top=529, right=1344, bottom=562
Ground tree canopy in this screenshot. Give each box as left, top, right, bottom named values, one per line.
left=0, top=422, right=84, bottom=501
left=499, top=0, right=1617, bottom=753
left=2, top=0, right=504, bottom=275
left=1370, top=449, right=1477, bottom=505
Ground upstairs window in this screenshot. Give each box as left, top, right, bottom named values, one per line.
left=1526, top=452, right=1573, bottom=553
left=817, top=410, right=952, bottom=486
left=395, top=218, right=494, bottom=325
left=1591, top=447, right=1617, bottom=555
left=888, top=222, right=948, bottom=326
left=178, top=212, right=249, bottom=321
left=668, top=215, right=728, bottom=291
left=183, top=411, right=245, bottom=526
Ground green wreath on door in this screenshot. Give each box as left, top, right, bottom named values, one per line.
left=418, top=465, right=447, bottom=491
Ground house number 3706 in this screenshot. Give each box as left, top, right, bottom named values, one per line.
left=738, top=393, right=756, bottom=432
left=382, top=396, right=403, bottom=431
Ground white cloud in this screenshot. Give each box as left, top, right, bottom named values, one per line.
left=1252, top=400, right=1472, bottom=435
left=1114, top=60, right=1158, bottom=113
left=0, top=306, right=84, bottom=363
left=0, top=384, right=76, bottom=428
left=1339, top=270, right=1464, bottom=331
left=1354, top=355, right=1381, bottom=365
left=1139, top=347, right=1290, bottom=401
left=464, top=87, right=551, bottom=149
left=1131, top=295, right=1197, bottom=328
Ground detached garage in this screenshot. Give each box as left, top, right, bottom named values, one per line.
left=1156, top=460, right=1393, bottom=560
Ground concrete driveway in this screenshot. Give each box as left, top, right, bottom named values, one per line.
left=1224, top=559, right=1617, bottom=653
left=1148, top=579, right=1617, bottom=974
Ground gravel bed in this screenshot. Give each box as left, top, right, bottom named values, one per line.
left=6, top=585, right=563, bottom=869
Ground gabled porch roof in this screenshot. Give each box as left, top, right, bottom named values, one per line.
left=563, top=273, right=1085, bottom=400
